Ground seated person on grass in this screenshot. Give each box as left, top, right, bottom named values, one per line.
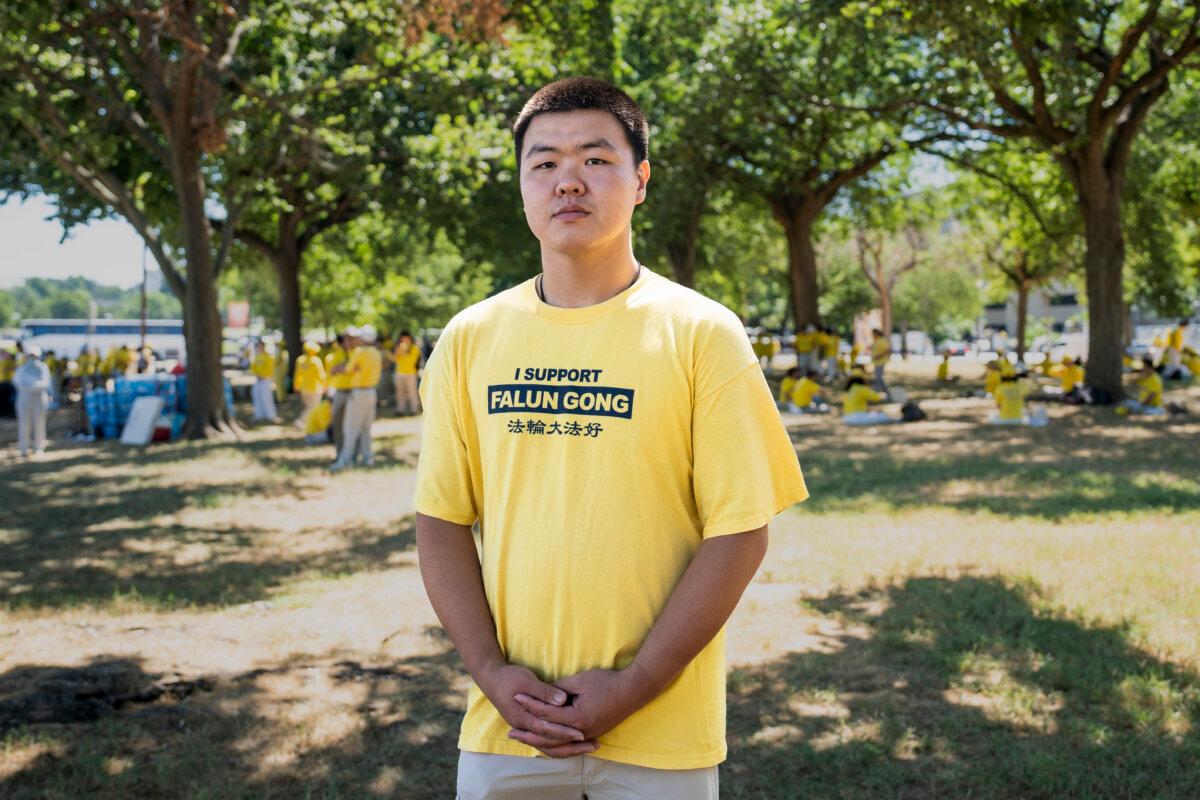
left=988, top=374, right=1048, bottom=426
left=936, top=350, right=959, bottom=383
left=787, top=370, right=829, bottom=414
left=777, top=367, right=799, bottom=409
left=841, top=375, right=895, bottom=426
left=1116, top=363, right=1166, bottom=417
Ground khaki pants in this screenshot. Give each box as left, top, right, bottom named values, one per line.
left=330, top=391, right=349, bottom=458
left=252, top=378, right=276, bottom=421
left=394, top=371, right=420, bottom=414
left=456, top=751, right=718, bottom=800
left=333, top=388, right=376, bottom=468
left=16, top=390, right=48, bottom=454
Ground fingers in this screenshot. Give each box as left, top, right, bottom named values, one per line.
left=514, top=693, right=579, bottom=726
left=508, top=728, right=598, bottom=758
left=517, top=676, right=568, bottom=706
left=515, top=706, right=585, bottom=741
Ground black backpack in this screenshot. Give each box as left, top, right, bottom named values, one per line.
left=900, top=399, right=927, bottom=422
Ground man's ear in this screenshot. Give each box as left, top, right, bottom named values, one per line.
left=634, top=160, right=650, bottom=205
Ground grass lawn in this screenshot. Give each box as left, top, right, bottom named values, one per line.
left=1, top=361, right=1198, bottom=799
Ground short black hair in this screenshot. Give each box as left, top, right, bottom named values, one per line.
left=512, top=77, right=649, bottom=169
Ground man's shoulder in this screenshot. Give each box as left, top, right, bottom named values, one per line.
left=443, top=281, right=532, bottom=336
left=637, top=270, right=745, bottom=336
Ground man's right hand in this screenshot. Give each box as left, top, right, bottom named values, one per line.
left=478, top=663, right=598, bottom=758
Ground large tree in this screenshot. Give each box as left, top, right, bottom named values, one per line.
left=874, top=0, right=1200, bottom=397
left=715, top=0, right=927, bottom=328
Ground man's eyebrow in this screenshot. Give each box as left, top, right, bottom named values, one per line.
left=524, top=138, right=618, bottom=159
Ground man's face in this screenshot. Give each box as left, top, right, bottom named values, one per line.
left=519, top=109, right=649, bottom=255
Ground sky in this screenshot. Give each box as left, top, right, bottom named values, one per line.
left=0, top=195, right=147, bottom=289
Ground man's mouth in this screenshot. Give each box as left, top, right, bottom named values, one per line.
left=553, top=204, right=589, bottom=220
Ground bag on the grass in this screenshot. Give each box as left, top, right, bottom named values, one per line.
left=900, top=399, right=927, bottom=422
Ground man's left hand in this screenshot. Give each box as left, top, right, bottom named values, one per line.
left=507, top=665, right=655, bottom=746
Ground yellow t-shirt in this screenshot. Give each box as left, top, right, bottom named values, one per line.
left=870, top=337, right=890, bottom=366
left=1137, top=373, right=1163, bottom=407
left=413, top=268, right=808, bottom=770
left=345, top=345, right=382, bottom=389
left=794, top=332, right=817, bottom=353
left=0, top=358, right=14, bottom=381
left=293, top=354, right=327, bottom=394
left=790, top=377, right=820, bottom=407
left=1060, top=364, right=1084, bottom=391
left=996, top=381, right=1025, bottom=420
left=394, top=344, right=421, bottom=375
left=250, top=352, right=275, bottom=380
left=777, top=375, right=797, bottom=404
left=821, top=333, right=839, bottom=358
left=984, top=367, right=1002, bottom=397
left=936, top=358, right=950, bottom=381
left=325, top=347, right=351, bottom=391
left=1168, top=326, right=1185, bottom=351
left=305, top=398, right=332, bottom=434
left=842, top=383, right=882, bottom=414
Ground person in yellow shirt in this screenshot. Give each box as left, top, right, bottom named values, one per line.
left=776, top=367, right=799, bottom=409
left=415, top=79, right=808, bottom=795
left=842, top=374, right=894, bottom=425
left=988, top=374, right=1046, bottom=424
left=274, top=344, right=290, bottom=404
left=324, top=336, right=352, bottom=458
left=292, top=340, right=327, bottom=429
left=1058, top=356, right=1085, bottom=401
left=819, top=327, right=840, bottom=379
left=869, top=328, right=891, bottom=394
left=331, top=325, right=382, bottom=471
left=249, top=341, right=278, bottom=422
left=0, top=349, right=16, bottom=418
left=1182, top=347, right=1200, bottom=379
left=1163, top=319, right=1191, bottom=380
left=393, top=330, right=423, bottom=415
left=936, top=350, right=957, bottom=383
left=794, top=324, right=818, bottom=372
left=304, top=396, right=333, bottom=444
left=787, top=370, right=829, bottom=414
left=1117, top=362, right=1166, bottom=416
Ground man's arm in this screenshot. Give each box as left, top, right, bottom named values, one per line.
left=509, top=526, right=768, bottom=749
left=414, top=512, right=596, bottom=756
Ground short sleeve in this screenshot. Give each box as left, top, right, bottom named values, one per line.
left=413, top=328, right=478, bottom=526
left=692, top=358, right=809, bottom=540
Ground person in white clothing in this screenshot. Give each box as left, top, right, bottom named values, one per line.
left=14, top=346, right=52, bottom=457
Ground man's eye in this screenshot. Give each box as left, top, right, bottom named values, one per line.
left=586, top=158, right=607, bottom=165
left=534, top=162, right=555, bottom=170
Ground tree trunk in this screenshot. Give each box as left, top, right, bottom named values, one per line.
left=1016, top=279, right=1030, bottom=363
left=173, top=142, right=232, bottom=437
left=879, top=288, right=893, bottom=340
left=1077, top=181, right=1126, bottom=401
left=665, top=211, right=700, bottom=289
left=772, top=200, right=821, bottom=329
left=272, top=237, right=303, bottom=385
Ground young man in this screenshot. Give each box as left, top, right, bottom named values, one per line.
left=869, top=328, right=891, bottom=395
left=392, top=330, right=422, bottom=415
left=414, top=78, right=808, bottom=799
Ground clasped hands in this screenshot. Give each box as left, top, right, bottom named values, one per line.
left=480, top=662, right=656, bottom=758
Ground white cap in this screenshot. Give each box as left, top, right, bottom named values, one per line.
left=359, top=325, right=377, bottom=343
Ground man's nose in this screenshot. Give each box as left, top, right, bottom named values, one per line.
left=556, top=170, right=584, bottom=195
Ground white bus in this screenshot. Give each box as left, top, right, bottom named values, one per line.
left=19, top=318, right=186, bottom=360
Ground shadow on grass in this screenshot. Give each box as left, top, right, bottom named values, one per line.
left=0, top=515, right=415, bottom=611
left=0, top=648, right=464, bottom=799
left=3, top=577, right=1197, bottom=799
left=724, top=575, right=1200, bottom=799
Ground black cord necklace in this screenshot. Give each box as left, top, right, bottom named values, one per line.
left=537, top=263, right=642, bottom=304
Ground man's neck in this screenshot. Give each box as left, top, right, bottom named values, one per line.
left=538, top=237, right=640, bottom=309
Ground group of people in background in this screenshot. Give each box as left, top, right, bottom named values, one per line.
left=767, top=317, right=1194, bottom=428
left=244, top=327, right=426, bottom=473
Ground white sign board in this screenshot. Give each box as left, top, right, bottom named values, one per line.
left=121, top=396, right=165, bottom=445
